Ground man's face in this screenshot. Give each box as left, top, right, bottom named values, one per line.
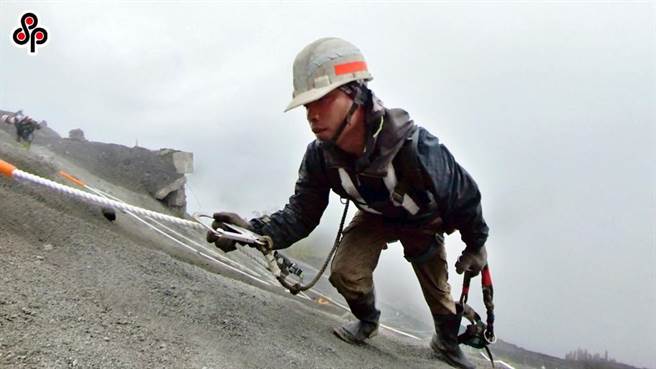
left=304, top=88, right=353, bottom=141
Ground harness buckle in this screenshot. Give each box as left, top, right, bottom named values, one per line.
left=391, top=190, right=404, bottom=205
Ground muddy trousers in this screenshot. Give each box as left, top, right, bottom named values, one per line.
left=328, top=211, right=457, bottom=317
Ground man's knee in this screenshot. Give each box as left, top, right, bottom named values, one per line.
left=329, top=268, right=372, bottom=301
left=430, top=300, right=457, bottom=316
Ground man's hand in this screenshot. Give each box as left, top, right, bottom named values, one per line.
left=455, top=245, right=488, bottom=276
left=206, top=212, right=252, bottom=253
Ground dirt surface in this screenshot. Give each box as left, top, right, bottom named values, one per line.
left=0, top=127, right=493, bottom=369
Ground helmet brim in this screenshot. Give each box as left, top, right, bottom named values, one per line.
left=284, top=84, right=336, bottom=112
left=284, top=73, right=372, bottom=112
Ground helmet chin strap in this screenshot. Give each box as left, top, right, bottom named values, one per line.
left=329, top=100, right=360, bottom=144
left=328, top=82, right=369, bottom=144
left=318, top=83, right=382, bottom=173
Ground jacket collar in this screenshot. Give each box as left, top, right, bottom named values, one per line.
left=320, top=93, right=415, bottom=177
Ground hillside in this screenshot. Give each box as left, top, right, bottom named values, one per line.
left=0, top=113, right=644, bottom=369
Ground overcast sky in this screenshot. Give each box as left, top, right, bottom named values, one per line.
left=1, top=1, right=655, bottom=368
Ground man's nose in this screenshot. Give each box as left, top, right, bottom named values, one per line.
left=307, top=108, right=319, bottom=124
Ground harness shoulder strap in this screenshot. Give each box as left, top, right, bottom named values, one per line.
left=392, top=127, right=425, bottom=202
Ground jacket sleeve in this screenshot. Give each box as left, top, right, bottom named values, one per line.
left=416, top=128, right=489, bottom=249
left=249, top=141, right=331, bottom=250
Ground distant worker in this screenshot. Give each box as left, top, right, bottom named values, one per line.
left=207, top=38, right=489, bottom=369
left=9, top=112, right=41, bottom=148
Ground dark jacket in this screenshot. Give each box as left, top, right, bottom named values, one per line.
left=250, top=104, right=488, bottom=251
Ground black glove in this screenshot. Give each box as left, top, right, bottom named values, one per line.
left=455, top=244, right=487, bottom=276
left=206, top=212, right=252, bottom=253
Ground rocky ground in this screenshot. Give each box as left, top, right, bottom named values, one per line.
left=0, top=124, right=497, bottom=368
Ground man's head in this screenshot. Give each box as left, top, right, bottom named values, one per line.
left=286, top=37, right=373, bottom=144
left=304, top=81, right=369, bottom=142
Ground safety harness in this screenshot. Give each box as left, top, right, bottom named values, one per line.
left=332, top=126, right=438, bottom=222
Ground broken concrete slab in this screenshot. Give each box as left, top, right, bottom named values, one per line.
left=154, top=176, right=187, bottom=201
left=171, top=151, right=193, bottom=174
left=68, top=129, right=87, bottom=142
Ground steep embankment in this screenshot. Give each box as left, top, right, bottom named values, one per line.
left=0, top=123, right=486, bottom=368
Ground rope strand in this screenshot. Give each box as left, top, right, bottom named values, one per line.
left=13, top=169, right=204, bottom=230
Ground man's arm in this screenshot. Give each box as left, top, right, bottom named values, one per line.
left=249, top=141, right=331, bottom=250
left=416, top=128, right=489, bottom=249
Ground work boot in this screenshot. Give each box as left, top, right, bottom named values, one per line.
left=430, top=310, right=476, bottom=369
left=333, top=290, right=380, bottom=344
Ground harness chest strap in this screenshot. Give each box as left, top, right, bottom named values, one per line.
left=337, top=166, right=421, bottom=216
left=336, top=126, right=424, bottom=216
left=337, top=168, right=382, bottom=215
left=382, top=163, right=420, bottom=215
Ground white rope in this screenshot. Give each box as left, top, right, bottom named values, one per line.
left=89, top=186, right=267, bottom=280
left=11, top=167, right=276, bottom=285
left=11, top=167, right=284, bottom=278
left=13, top=169, right=204, bottom=230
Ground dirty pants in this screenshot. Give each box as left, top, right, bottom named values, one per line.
left=329, top=211, right=456, bottom=316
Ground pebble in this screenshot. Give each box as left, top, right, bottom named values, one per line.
left=35, top=255, right=44, bottom=261
left=43, top=244, right=54, bottom=251
left=103, top=336, right=109, bottom=341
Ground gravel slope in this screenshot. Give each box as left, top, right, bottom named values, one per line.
left=0, top=129, right=487, bottom=369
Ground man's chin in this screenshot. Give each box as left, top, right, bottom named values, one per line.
left=314, top=131, right=332, bottom=141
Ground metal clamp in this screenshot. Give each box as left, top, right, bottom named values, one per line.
left=484, top=329, right=497, bottom=344
left=192, top=213, right=281, bottom=277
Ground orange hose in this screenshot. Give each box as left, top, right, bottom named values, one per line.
left=0, top=160, right=16, bottom=177
left=58, top=170, right=86, bottom=187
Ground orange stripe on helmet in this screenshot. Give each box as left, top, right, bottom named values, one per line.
left=334, top=61, right=367, bottom=76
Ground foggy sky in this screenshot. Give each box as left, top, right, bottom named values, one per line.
left=1, top=2, right=654, bottom=368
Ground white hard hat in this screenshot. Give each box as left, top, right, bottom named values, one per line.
left=285, top=37, right=373, bottom=112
